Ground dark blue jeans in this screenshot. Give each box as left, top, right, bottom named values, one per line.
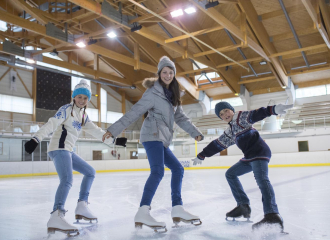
left=141, top=141, right=184, bottom=207
left=225, top=160, right=279, bottom=214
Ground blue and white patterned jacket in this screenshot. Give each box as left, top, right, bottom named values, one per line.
left=33, top=102, right=112, bottom=152
left=197, top=106, right=277, bottom=162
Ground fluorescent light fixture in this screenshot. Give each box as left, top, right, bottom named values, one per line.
left=76, top=41, right=86, bottom=48
left=170, top=9, right=183, bottom=18
left=184, top=7, right=196, bottom=14
left=259, top=60, right=267, bottom=65
left=26, top=59, right=35, bottom=64
left=107, top=31, right=117, bottom=38
left=282, top=86, right=286, bottom=89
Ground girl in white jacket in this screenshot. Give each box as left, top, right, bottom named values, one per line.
left=24, top=80, right=125, bottom=236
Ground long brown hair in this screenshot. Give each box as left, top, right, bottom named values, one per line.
left=158, top=66, right=182, bottom=106
left=71, top=99, right=87, bottom=125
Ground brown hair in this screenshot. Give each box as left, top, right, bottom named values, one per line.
left=71, top=99, right=87, bottom=125
left=158, top=66, right=181, bottom=106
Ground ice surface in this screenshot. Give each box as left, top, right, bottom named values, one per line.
left=0, top=166, right=329, bottom=240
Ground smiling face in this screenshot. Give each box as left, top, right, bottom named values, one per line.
left=219, top=108, right=235, bottom=123
left=74, top=94, right=88, bottom=108
left=160, top=66, right=175, bottom=88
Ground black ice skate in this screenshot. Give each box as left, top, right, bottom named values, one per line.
left=252, top=213, right=288, bottom=234
left=226, top=204, right=252, bottom=223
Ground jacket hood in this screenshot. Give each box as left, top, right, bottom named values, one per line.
left=142, top=77, right=158, bottom=89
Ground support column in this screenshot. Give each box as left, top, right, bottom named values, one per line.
left=239, top=84, right=251, bottom=110
left=198, top=90, right=211, bottom=115
left=121, top=91, right=126, bottom=114
left=97, top=83, right=101, bottom=127
left=32, top=69, right=37, bottom=122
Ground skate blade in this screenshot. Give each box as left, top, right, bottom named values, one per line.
left=47, top=228, right=79, bottom=237
left=226, top=217, right=253, bottom=223
left=135, top=222, right=167, bottom=233
left=172, top=217, right=202, bottom=227
left=75, top=215, right=98, bottom=224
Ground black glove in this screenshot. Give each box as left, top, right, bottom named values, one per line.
left=25, top=139, right=38, bottom=154
left=115, top=137, right=127, bottom=147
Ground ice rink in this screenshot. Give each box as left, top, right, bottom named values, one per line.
left=0, top=166, right=329, bottom=240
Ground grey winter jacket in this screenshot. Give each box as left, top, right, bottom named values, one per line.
left=107, top=78, right=204, bottom=148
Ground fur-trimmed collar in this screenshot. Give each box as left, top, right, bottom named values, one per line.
left=142, top=77, right=158, bottom=89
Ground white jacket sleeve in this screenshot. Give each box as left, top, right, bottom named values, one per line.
left=82, top=115, right=113, bottom=145
left=33, top=104, right=70, bottom=143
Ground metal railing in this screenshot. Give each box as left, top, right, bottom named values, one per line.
left=1, top=115, right=330, bottom=140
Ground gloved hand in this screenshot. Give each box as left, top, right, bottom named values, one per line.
left=274, top=104, right=293, bottom=115
left=192, top=157, right=203, bottom=166
left=24, top=139, right=38, bottom=154
left=115, top=137, right=127, bottom=147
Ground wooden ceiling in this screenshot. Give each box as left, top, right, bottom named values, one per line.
left=0, top=0, right=330, bottom=105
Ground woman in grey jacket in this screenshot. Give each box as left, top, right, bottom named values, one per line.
left=103, top=56, right=204, bottom=232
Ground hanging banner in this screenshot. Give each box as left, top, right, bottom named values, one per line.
left=10, top=69, right=17, bottom=92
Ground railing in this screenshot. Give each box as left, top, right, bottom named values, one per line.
left=1, top=115, right=330, bottom=140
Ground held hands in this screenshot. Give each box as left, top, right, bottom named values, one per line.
left=195, top=135, right=203, bottom=142
left=102, top=131, right=113, bottom=142
left=24, top=139, right=38, bottom=154
left=274, top=104, right=293, bottom=115
left=191, top=157, right=203, bottom=166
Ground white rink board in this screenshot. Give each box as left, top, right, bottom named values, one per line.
left=0, top=151, right=330, bottom=176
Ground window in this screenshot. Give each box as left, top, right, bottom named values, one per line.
left=0, top=20, right=7, bottom=31
left=296, top=85, right=327, bottom=98
left=193, top=61, right=219, bottom=83
left=0, top=94, right=33, bottom=114
left=298, top=141, right=309, bottom=152
left=106, top=111, right=123, bottom=124
left=85, top=108, right=99, bottom=122
left=211, top=97, right=243, bottom=109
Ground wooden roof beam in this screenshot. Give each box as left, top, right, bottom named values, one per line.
left=189, top=0, right=269, bottom=61
left=68, top=0, right=218, bottom=71
left=259, top=4, right=306, bottom=21
left=0, top=9, right=160, bottom=75
left=301, top=0, right=330, bottom=48
left=238, top=76, right=276, bottom=85
left=238, top=0, right=287, bottom=87
left=11, top=0, right=49, bottom=24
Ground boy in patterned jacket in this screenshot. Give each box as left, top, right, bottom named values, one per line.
left=192, top=101, right=293, bottom=232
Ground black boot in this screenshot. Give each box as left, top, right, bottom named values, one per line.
left=226, top=204, right=251, bottom=220
left=252, top=213, right=284, bottom=231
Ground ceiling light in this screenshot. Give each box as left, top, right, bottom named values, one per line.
left=205, top=1, right=219, bottom=9
left=131, top=24, right=142, bottom=32
left=26, top=59, right=35, bottom=64
left=107, top=31, right=117, bottom=38
left=184, top=7, right=196, bottom=14
left=49, top=49, right=58, bottom=56
left=170, top=9, right=184, bottom=18
left=76, top=41, right=86, bottom=48
left=87, top=39, right=98, bottom=45
left=234, top=93, right=239, bottom=96
left=282, top=86, right=286, bottom=89
left=259, top=60, right=267, bottom=65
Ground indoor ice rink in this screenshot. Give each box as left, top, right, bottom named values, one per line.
left=1, top=0, right=330, bottom=239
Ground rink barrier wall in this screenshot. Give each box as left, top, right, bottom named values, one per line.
left=0, top=151, right=330, bottom=178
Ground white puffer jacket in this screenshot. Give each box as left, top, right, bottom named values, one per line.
left=33, top=102, right=111, bottom=152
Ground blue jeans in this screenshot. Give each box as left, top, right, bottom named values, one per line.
left=141, top=141, right=184, bottom=207
left=48, top=150, right=96, bottom=212
left=225, top=160, right=279, bottom=215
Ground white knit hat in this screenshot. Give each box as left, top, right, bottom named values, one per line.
left=72, top=79, right=92, bottom=101
left=157, top=56, right=176, bottom=75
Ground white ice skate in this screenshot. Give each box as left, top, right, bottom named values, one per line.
left=134, top=205, right=167, bottom=233
left=75, top=201, right=98, bottom=224
left=171, top=205, right=202, bottom=227
left=47, top=210, right=79, bottom=237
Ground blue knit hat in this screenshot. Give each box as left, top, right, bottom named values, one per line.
left=72, top=79, right=92, bottom=101
left=215, top=101, right=235, bottom=119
